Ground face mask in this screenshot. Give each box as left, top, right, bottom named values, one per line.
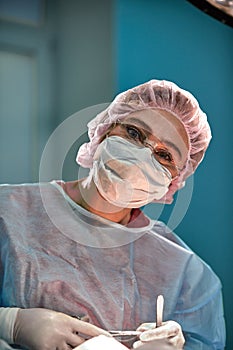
left=91, top=136, right=172, bottom=208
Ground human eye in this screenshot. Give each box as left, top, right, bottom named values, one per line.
left=154, top=147, right=174, bottom=163
left=124, top=124, right=145, bottom=143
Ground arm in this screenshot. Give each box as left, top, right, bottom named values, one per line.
left=0, top=307, right=110, bottom=350
left=132, top=253, right=225, bottom=350
left=174, top=254, right=226, bottom=350
left=181, top=288, right=225, bottom=350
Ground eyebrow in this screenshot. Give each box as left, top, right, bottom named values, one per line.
left=125, top=117, right=182, bottom=159
left=126, top=117, right=153, bottom=134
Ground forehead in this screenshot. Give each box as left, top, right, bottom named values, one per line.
left=122, top=109, right=189, bottom=165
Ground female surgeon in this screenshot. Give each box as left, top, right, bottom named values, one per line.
left=0, top=79, right=225, bottom=350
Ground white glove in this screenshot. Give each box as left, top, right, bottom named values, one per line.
left=0, top=307, right=20, bottom=344
left=13, top=308, right=110, bottom=350
left=133, top=321, right=185, bottom=349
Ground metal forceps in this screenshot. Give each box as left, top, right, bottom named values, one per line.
left=109, top=295, right=164, bottom=342
left=109, top=330, right=142, bottom=343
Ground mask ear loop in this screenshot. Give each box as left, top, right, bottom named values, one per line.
left=168, top=159, right=189, bottom=187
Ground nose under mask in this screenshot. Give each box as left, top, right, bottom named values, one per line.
left=91, top=136, right=172, bottom=208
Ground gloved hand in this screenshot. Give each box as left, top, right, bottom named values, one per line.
left=133, top=321, right=185, bottom=349
left=13, top=308, right=110, bottom=350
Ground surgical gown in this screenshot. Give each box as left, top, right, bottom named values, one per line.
left=0, top=182, right=225, bottom=349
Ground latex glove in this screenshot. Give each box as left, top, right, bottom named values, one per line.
left=13, top=308, right=110, bottom=350
left=133, top=321, right=185, bottom=350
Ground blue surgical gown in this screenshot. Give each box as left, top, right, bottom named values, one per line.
left=0, top=182, right=226, bottom=349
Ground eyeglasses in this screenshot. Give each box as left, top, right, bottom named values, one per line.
left=109, top=121, right=182, bottom=179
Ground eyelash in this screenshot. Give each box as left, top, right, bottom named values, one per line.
left=155, top=148, right=173, bottom=162
left=125, top=125, right=146, bottom=143
left=124, top=124, right=174, bottom=163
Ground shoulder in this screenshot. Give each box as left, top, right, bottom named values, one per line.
left=0, top=182, right=61, bottom=214
left=0, top=181, right=62, bottom=196
left=146, top=220, right=193, bottom=255
left=0, top=182, right=44, bottom=200
left=0, top=183, right=39, bottom=204
left=148, top=220, right=222, bottom=289
left=0, top=182, right=41, bottom=193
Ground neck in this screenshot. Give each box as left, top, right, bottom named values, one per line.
left=63, top=178, right=132, bottom=225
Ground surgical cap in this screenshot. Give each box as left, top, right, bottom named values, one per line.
left=76, top=79, right=212, bottom=203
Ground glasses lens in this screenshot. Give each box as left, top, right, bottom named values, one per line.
left=117, top=122, right=179, bottom=178
left=117, top=123, right=146, bottom=146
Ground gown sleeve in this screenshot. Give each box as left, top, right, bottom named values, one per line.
left=174, top=253, right=226, bottom=350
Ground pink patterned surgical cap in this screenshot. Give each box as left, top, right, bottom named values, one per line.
left=76, top=79, right=212, bottom=204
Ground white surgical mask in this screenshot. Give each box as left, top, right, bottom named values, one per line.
left=92, top=136, right=172, bottom=208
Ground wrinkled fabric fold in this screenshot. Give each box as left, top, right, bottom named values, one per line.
left=0, top=182, right=225, bottom=349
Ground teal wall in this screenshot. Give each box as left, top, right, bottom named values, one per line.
left=0, top=0, right=114, bottom=183
left=114, top=0, right=233, bottom=348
